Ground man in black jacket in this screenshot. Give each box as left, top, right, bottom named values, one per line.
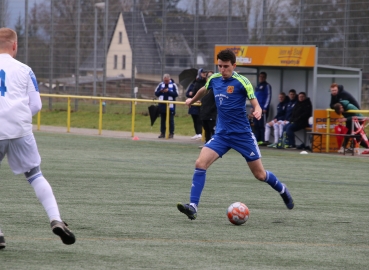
left=187, top=68, right=207, bottom=140
left=283, top=92, right=312, bottom=148
left=330, top=83, right=360, bottom=109
left=199, top=71, right=217, bottom=144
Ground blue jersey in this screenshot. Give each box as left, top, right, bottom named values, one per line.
left=205, top=72, right=255, bottom=134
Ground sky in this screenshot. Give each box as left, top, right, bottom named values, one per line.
left=7, top=0, right=43, bottom=28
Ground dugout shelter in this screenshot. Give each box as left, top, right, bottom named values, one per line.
left=214, top=45, right=363, bottom=145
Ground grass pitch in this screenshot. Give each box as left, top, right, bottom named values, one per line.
left=0, top=132, right=368, bottom=269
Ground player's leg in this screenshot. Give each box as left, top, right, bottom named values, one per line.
left=177, top=135, right=227, bottom=220
left=7, top=134, right=76, bottom=245
left=0, top=139, right=9, bottom=249
left=231, top=132, right=294, bottom=209
left=0, top=227, right=5, bottom=249
left=247, top=159, right=294, bottom=209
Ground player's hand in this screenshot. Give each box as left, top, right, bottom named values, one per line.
left=252, top=110, right=262, bottom=120
left=185, top=98, right=193, bottom=107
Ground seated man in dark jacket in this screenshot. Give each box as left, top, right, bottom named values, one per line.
left=282, top=92, right=312, bottom=148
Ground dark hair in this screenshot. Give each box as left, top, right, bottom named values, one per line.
left=279, top=92, right=286, bottom=97
left=289, top=89, right=296, bottom=94
left=217, top=49, right=236, bottom=64
left=298, top=92, right=306, bottom=97
left=260, top=71, right=267, bottom=78
left=333, top=103, right=343, bottom=114
left=206, top=71, right=214, bottom=78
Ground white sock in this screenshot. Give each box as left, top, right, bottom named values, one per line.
left=273, top=123, right=279, bottom=143
left=29, top=175, right=62, bottom=222
left=265, top=124, right=271, bottom=141
left=190, top=203, right=198, bottom=212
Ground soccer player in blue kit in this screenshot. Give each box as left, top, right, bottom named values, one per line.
left=177, top=49, right=294, bottom=220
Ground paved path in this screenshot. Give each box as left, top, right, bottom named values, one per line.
left=33, top=125, right=204, bottom=145
left=33, top=125, right=369, bottom=157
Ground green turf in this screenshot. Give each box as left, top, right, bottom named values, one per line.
left=0, top=132, right=368, bottom=269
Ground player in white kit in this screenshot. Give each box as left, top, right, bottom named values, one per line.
left=0, top=28, right=75, bottom=248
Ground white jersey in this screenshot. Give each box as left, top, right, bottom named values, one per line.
left=0, top=53, right=40, bottom=140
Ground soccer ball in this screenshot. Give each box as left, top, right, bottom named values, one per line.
left=227, top=202, right=249, bottom=225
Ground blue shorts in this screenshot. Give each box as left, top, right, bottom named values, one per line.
left=204, top=132, right=261, bottom=162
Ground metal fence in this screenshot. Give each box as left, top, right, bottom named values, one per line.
left=1, top=0, right=368, bottom=107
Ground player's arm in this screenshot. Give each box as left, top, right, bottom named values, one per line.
left=185, top=86, right=207, bottom=107
left=250, top=98, right=262, bottom=120
left=28, top=91, right=41, bottom=116
left=28, top=70, right=42, bottom=115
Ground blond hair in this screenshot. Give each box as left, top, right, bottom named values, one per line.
left=0, top=28, right=17, bottom=50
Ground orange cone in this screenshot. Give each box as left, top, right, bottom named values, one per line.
left=132, top=136, right=139, bottom=140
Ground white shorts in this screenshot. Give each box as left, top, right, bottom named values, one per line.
left=0, top=134, right=41, bottom=175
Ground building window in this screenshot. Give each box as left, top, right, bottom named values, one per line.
left=166, top=57, right=175, bottom=67
left=114, top=55, right=118, bottom=69
left=179, top=58, right=187, bottom=67
left=122, top=55, right=126, bottom=70
left=119, top=32, right=122, bottom=44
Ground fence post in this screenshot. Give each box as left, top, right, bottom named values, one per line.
left=99, top=99, right=103, bottom=135
left=67, top=97, right=71, bottom=133
left=131, top=100, right=136, bottom=137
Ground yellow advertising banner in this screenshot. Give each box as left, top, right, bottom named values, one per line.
left=214, top=45, right=316, bottom=67
left=312, top=109, right=341, bottom=152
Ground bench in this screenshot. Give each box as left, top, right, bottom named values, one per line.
left=294, top=127, right=312, bottom=146
left=307, top=132, right=357, bottom=155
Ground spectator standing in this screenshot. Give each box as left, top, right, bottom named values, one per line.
left=177, top=49, right=294, bottom=221
left=283, top=92, right=312, bottom=148
left=199, top=71, right=217, bottom=146
left=0, top=27, right=75, bottom=248
left=252, top=72, right=272, bottom=145
left=186, top=68, right=207, bottom=140
left=329, top=83, right=361, bottom=152
left=264, top=92, right=289, bottom=147
left=154, top=74, right=178, bottom=138
left=330, top=83, right=360, bottom=110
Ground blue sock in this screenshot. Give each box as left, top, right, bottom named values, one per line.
left=264, top=170, right=284, bottom=193
left=190, top=168, right=206, bottom=206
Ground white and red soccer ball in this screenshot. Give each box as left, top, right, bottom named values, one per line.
left=227, top=202, right=250, bottom=225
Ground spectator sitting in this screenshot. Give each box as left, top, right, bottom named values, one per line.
left=264, top=92, right=289, bottom=147
left=282, top=92, right=312, bottom=149
left=273, top=89, right=297, bottom=148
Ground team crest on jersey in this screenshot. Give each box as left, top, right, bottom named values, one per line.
left=226, top=86, right=234, bottom=93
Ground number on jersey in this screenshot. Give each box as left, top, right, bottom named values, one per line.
left=0, top=70, right=7, bottom=96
